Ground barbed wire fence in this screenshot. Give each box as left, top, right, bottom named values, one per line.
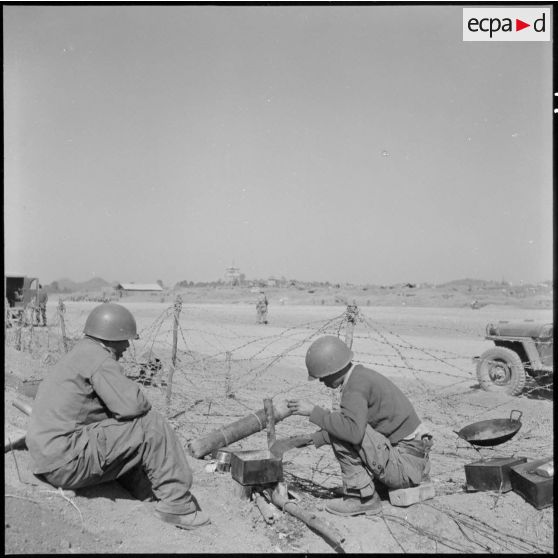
left=5, top=296, right=552, bottom=427
left=5, top=296, right=553, bottom=552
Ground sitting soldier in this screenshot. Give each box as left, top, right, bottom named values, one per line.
left=26, top=303, right=210, bottom=530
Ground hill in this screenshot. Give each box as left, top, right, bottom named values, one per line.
left=46, top=277, right=112, bottom=293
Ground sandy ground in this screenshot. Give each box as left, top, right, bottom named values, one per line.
left=4, top=300, right=554, bottom=554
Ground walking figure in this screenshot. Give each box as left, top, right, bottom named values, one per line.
left=34, top=284, right=48, bottom=326
left=256, top=291, right=268, bottom=324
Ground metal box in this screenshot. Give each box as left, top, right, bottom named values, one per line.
left=510, top=458, right=554, bottom=509
left=230, top=449, right=283, bottom=486
left=465, top=456, right=527, bottom=492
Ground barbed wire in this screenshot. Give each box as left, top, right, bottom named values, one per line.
left=8, top=301, right=552, bottom=418
left=8, top=302, right=554, bottom=447
left=6, top=300, right=553, bottom=552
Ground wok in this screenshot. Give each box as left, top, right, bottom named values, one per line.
left=455, top=410, right=522, bottom=447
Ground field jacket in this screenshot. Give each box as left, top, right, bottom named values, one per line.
left=27, top=337, right=151, bottom=474
left=310, top=364, right=420, bottom=448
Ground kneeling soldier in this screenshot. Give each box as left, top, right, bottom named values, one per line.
left=288, top=335, right=432, bottom=516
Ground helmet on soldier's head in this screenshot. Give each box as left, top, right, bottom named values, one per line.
left=305, top=335, right=353, bottom=381
left=83, top=303, right=139, bottom=341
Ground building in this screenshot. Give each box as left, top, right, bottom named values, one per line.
left=115, top=283, right=164, bottom=294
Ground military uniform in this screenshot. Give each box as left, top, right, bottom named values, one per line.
left=34, top=289, right=48, bottom=326
left=256, top=294, right=268, bottom=324
left=309, top=364, right=432, bottom=497
left=27, top=337, right=197, bottom=515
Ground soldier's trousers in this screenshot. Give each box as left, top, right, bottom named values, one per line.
left=331, top=425, right=431, bottom=497
left=34, top=305, right=47, bottom=325
left=42, top=409, right=196, bottom=514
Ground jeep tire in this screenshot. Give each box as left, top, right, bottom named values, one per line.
left=476, top=347, right=526, bottom=396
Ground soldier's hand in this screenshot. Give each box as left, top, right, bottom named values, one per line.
left=287, top=399, right=315, bottom=416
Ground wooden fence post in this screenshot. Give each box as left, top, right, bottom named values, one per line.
left=165, top=295, right=182, bottom=406
left=331, top=302, right=359, bottom=411
left=225, top=351, right=233, bottom=398
left=27, top=316, right=34, bottom=353
left=344, top=301, right=358, bottom=350
left=4, top=298, right=9, bottom=343
left=263, top=398, right=276, bottom=449
left=58, top=299, right=68, bottom=353
left=15, top=313, right=23, bottom=351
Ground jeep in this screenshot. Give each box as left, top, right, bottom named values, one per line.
left=474, top=321, right=553, bottom=396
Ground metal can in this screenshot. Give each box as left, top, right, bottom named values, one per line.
left=215, top=450, right=232, bottom=472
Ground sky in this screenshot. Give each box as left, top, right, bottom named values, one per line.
left=3, top=5, right=553, bottom=286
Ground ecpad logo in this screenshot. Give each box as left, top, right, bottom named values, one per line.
left=463, top=8, right=550, bottom=41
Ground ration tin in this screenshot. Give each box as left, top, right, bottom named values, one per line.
left=510, top=458, right=554, bottom=509
left=214, top=449, right=232, bottom=472
left=465, top=456, right=528, bottom=492
left=230, top=449, right=283, bottom=486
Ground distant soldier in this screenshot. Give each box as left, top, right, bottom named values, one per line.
left=34, top=284, right=48, bottom=326
left=256, top=291, right=268, bottom=324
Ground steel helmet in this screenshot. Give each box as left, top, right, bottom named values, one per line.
left=305, top=335, right=353, bottom=381
left=83, top=303, right=139, bottom=341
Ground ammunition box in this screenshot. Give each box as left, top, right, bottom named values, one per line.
left=510, top=458, right=554, bottom=509
left=464, top=456, right=528, bottom=492
left=230, top=449, right=283, bottom=486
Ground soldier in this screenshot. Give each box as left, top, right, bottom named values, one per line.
left=256, top=291, right=268, bottom=324
left=287, top=335, right=432, bottom=517
left=34, top=284, right=48, bottom=326
left=26, top=303, right=210, bottom=530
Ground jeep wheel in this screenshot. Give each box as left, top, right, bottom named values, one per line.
left=476, top=347, right=526, bottom=396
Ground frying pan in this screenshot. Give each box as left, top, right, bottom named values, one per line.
left=455, top=410, right=523, bottom=447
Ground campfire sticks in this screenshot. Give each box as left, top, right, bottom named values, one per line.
left=263, top=483, right=346, bottom=554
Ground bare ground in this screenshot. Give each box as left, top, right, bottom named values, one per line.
left=4, top=300, right=554, bottom=554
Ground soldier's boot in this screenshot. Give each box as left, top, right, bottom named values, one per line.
left=326, top=492, right=382, bottom=516
left=154, top=509, right=211, bottom=530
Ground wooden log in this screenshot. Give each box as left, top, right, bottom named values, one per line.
left=6, top=402, right=32, bottom=453
left=253, top=492, right=276, bottom=524
left=265, top=484, right=346, bottom=553
left=263, top=398, right=276, bottom=449
left=274, top=480, right=288, bottom=499
left=231, top=478, right=252, bottom=501
left=188, top=399, right=293, bottom=459
left=5, top=434, right=27, bottom=453
left=13, top=400, right=32, bottom=416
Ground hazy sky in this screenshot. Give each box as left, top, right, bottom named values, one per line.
left=4, top=5, right=553, bottom=286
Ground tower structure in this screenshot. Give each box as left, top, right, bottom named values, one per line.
left=225, top=264, right=241, bottom=286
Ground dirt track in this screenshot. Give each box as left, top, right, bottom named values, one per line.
left=4, top=300, right=553, bottom=553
